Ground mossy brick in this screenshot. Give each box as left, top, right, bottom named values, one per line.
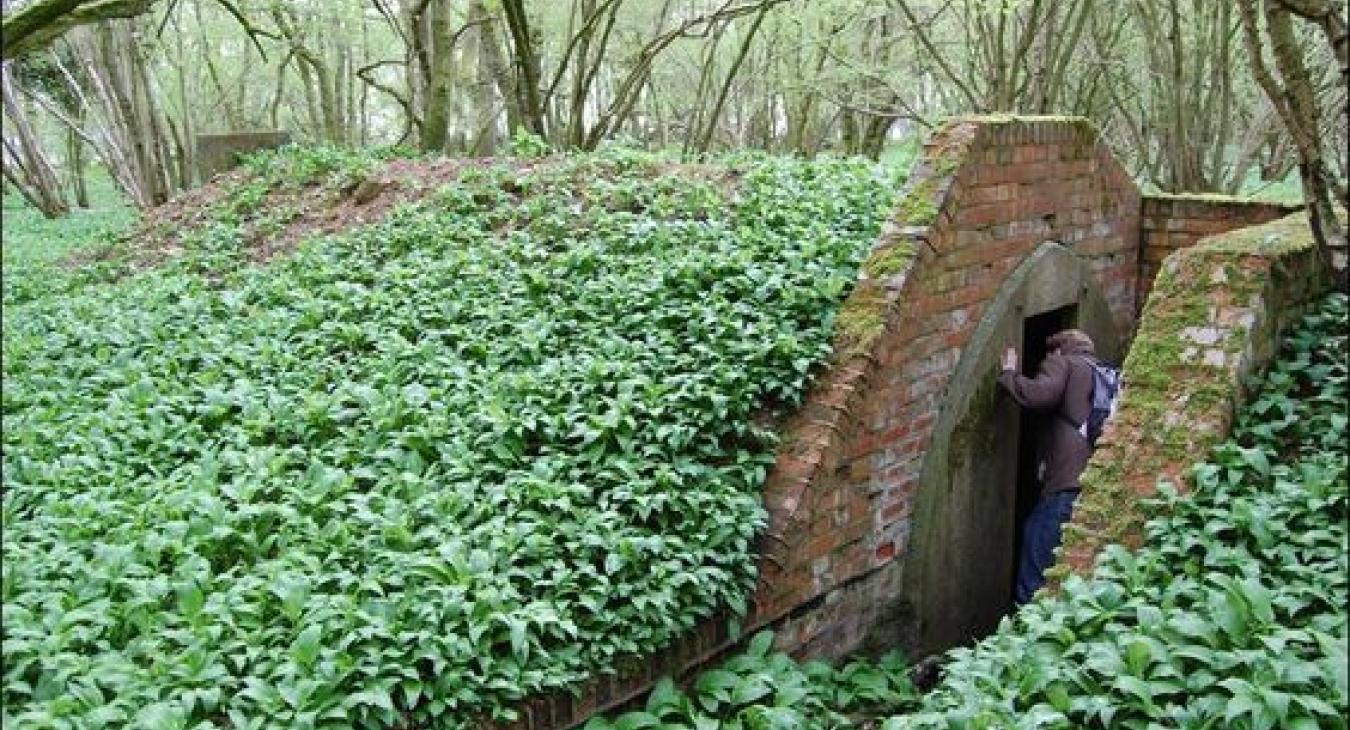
left=1049, top=210, right=1331, bottom=597
left=861, top=241, right=918, bottom=280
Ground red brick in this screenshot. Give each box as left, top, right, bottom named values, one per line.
left=880, top=497, right=910, bottom=522
left=832, top=547, right=869, bottom=580
left=973, top=164, right=1016, bottom=185
left=1005, top=161, right=1055, bottom=182
left=938, top=279, right=1001, bottom=310
left=1062, top=159, right=1094, bottom=176
left=876, top=420, right=917, bottom=445
left=874, top=541, right=896, bottom=561
left=1012, top=145, right=1042, bottom=163
left=957, top=202, right=1012, bottom=227
left=945, top=236, right=1034, bottom=268
left=929, top=266, right=977, bottom=293
left=1075, top=236, right=1127, bottom=257
left=905, top=329, right=957, bottom=359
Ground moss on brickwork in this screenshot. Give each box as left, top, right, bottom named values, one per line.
left=952, top=113, right=1097, bottom=130
left=899, top=192, right=939, bottom=225
left=1047, top=211, right=1327, bottom=592
left=828, top=135, right=964, bottom=361
left=862, top=241, right=918, bottom=280
left=1145, top=191, right=1301, bottom=207
left=892, top=149, right=963, bottom=228
left=933, top=153, right=962, bottom=176
left=1202, top=212, right=1312, bottom=256
left=831, top=280, right=890, bottom=360
left=894, top=177, right=942, bottom=226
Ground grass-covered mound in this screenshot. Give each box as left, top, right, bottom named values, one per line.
left=1, top=146, right=897, bottom=728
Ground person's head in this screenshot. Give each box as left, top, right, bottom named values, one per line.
left=1046, top=328, right=1095, bottom=356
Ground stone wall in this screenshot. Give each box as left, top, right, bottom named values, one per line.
left=1052, top=210, right=1332, bottom=585
left=1137, top=194, right=1301, bottom=307
left=195, top=131, right=292, bottom=184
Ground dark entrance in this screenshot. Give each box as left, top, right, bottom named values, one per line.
left=901, top=241, right=1127, bottom=660
left=1009, top=304, right=1078, bottom=606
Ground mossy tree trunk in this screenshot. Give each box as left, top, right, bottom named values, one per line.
left=1, top=0, right=158, bottom=60
left=415, top=0, right=456, bottom=153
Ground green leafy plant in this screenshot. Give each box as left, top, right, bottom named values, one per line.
left=1, top=177, right=136, bottom=306
left=508, top=129, right=552, bottom=158
left=1, top=146, right=895, bottom=728
left=584, top=632, right=918, bottom=730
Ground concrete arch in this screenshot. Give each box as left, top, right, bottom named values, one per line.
left=897, top=241, right=1122, bottom=657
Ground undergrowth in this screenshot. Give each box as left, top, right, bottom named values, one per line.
left=583, top=634, right=917, bottom=730
left=1, top=145, right=896, bottom=729
left=1, top=174, right=136, bottom=305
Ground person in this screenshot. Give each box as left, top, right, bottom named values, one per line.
left=997, top=328, right=1096, bottom=606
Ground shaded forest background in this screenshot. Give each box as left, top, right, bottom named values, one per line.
left=1, top=0, right=1346, bottom=261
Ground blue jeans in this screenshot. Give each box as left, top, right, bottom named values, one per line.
left=1015, top=489, right=1079, bottom=606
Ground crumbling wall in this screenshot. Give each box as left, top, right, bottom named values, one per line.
left=1053, top=211, right=1332, bottom=584
left=1137, top=194, right=1302, bottom=306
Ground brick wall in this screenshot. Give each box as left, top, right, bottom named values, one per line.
left=493, top=116, right=1149, bottom=729
left=1053, top=210, right=1332, bottom=584
left=731, top=116, right=1142, bottom=659
left=1138, top=195, right=1301, bottom=306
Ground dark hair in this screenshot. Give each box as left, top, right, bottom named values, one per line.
left=1046, top=328, right=1094, bottom=354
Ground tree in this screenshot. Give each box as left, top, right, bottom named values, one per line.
left=1238, top=0, right=1348, bottom=283
left=1107, top=0, right=1282, bottom=193
left=2, top=59, right=69, bottom=215
left=2, top=0, right=158, bottom=60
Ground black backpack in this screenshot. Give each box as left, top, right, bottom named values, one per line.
left=1066, top=357, right=1122, bottom=448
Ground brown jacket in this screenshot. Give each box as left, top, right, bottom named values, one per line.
left=997, top=344, right=1095, bottom=495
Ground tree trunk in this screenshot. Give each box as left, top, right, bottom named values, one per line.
left=1239, top=0, right=1347, bottom=284
left=500, top=0, right=547, bottom=136
left=62, top=20, right=178, bottom=207
left=66, top=122, right=89, bottom=207
left=694, top=4, right=770, bottom=155
left=470, top=0, right=501, bottom=154
left=1, top=62, right=70, bottom=217
left=272, top=6, right=344, bottom=144
left=420, top=0, right=456, bottom=152
left=476, top=0, right=524, bottom=138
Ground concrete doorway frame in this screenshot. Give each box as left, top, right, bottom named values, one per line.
left=894, top=241, right=1123, bottom=659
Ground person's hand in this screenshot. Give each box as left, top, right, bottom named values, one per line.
left=1002, top=346, right=1018, bottom=372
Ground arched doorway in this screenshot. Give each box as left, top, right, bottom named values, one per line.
left=894, top=241, right=1124, bottom=658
